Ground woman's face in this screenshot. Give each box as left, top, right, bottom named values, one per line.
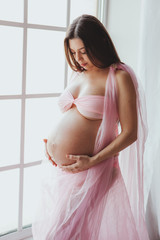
left=69, top=38, right=96, bottom=72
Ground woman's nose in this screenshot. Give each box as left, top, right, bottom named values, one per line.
left=75, top=52, right=82, bottom=62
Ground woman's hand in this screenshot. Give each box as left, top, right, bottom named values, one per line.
left=43, top=139, right=57, bottom=166
left=59, top=154, right=95, bottom=173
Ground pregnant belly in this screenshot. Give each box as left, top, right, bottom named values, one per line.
left=47, top=107, right=101, bottom=166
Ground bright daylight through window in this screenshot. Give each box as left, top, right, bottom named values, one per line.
left=0, top=0, right=99, bottom=239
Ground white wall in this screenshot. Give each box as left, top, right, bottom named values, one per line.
left=105, top=0, right=141, bottom=73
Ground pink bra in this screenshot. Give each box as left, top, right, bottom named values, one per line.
left=58, top=89, right=104, bottom=120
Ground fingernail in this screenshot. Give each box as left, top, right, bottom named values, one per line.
left=43, top=139, right=47, bottom=143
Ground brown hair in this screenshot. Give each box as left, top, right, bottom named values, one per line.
left=64, top=14, right=121, bottom=72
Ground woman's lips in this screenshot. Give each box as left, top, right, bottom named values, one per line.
left=80, top=63, right=87, bottom=67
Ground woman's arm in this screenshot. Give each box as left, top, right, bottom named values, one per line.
left=91, top=70, right=137, bottom=165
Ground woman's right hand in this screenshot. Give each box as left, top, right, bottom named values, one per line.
left=43, top=139, right=57, bottom=166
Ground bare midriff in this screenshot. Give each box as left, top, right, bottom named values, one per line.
left=47, top=106, right=102, bottom=166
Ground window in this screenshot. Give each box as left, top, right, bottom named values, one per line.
left=0, top=0, right=102, bottom=239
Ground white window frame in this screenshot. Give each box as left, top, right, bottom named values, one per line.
left=98, top=0, right=109, bottom=27
left=0, top=0, right=106, bottom=239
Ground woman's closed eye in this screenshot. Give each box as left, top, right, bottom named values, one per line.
left=81, top=51, right=87, bottom=54
left=71, top=51, right=86, bottom=55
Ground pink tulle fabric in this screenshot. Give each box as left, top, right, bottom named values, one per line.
left=32, top=63, right=149, bottom=240
left=58, top=88, right=104, bottom=119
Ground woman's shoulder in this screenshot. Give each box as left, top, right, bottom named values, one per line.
left=115, top=69, right=131, bottom=82
left=114, top=67, right=136, bottom=97
left=111, top=62, right=133, bottom=82
left=111, top=62, right=132, bottom=82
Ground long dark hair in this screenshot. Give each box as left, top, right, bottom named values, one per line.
left=64, top=14, right=121, bottom=72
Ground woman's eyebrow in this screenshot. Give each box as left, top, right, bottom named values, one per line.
left=70, top=47, right=85, bottom=51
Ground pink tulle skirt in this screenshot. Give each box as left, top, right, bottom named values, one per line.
left=32, top=156, right=146, bottom=240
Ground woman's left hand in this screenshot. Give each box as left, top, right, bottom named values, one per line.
left=59, top=154, right=95, bottom=173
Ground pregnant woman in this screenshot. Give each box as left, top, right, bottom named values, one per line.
left=32, top=15, right=149, bottom=240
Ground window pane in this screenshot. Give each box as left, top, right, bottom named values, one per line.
left=0, top=26, right=23, bottom=95
left=67, top=66, right=74, bottom=85
left=28, top=0, right=67, bottom=27
left=0, top=100, right=21, bottom=167
left=0, top=169, right=19, bottom=235
left=70, top=0, right=98, bottom=23
left=24, top=98, right=62, bottom=163
left=0, top=0, right=23, bottom=22
left=23, top=165, right=43, bottom=227
left=26, top=29, right=65, bottom=94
